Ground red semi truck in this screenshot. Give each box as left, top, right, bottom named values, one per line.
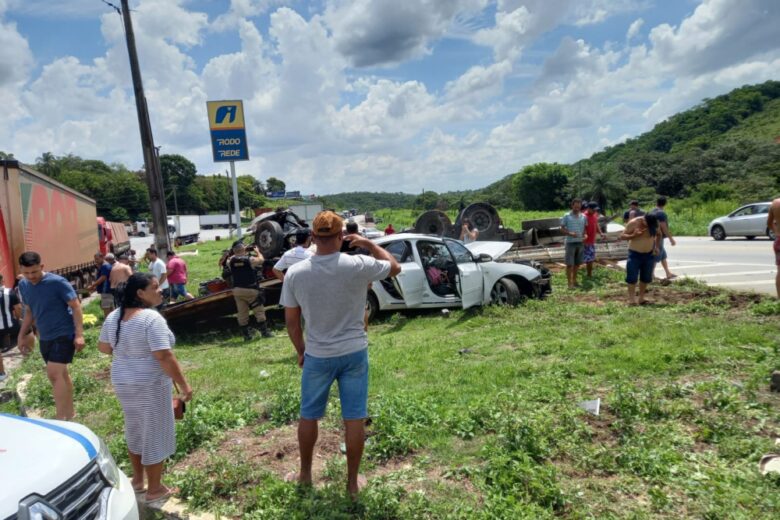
left=0, top=160, right=99, bottom=289
left=97, top=217, right=131, bottom=256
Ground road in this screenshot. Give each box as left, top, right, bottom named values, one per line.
left=129, top=228, right=241, bottom=252
left=650, top=236, right=777, bottom=295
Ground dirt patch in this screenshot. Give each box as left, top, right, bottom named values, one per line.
left=175, top=423, right=342, bottom=480
left=91, top=367, right=111, bottom=381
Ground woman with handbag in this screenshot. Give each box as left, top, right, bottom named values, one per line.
left=98, top=272, right=193, bottom=504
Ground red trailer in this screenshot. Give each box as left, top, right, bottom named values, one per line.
left=0, top=160, right=99, bottom=289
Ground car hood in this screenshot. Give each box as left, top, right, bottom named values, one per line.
left=465, top=241, right=513, bottom=260
left=0, top=414, right=98, bottom=517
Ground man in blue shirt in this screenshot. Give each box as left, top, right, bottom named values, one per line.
left=561, top=198, right=588, bottom=289
left=87, top=252, right=113, bottom=317
left=650, top=196, right=677, bottom=280
left=17, top=251, right=85, bottom=420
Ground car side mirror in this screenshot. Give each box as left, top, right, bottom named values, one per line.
left=477, top=253, right=492, bottom=263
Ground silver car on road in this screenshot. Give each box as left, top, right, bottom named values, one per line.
left=708, top=202, right=776, bottom=240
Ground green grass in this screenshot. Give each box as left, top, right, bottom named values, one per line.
left=9, top=239, right=780, bottom=518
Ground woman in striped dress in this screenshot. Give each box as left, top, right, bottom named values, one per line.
left=98, top=272, right=192, bottom=503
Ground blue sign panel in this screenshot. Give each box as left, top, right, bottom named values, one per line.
left=268, top=191, right=286, bottom=199
left=210, top=129, right=249, bottom=162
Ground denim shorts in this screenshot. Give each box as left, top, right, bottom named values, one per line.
left=40, top=335, right=76, bottom=364
left=654, top=242, right=667, bottom=263
left=300, top=349, right=368, bottom=420
left=170, top=283, right=187, bottom=299
left=564, top=242, right=584, bottom=266
left=626, top=250, right=655, bottom=285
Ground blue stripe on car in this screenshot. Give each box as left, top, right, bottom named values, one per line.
left=0, top=413, right=97, bottom=459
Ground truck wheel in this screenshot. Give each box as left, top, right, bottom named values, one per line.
left=457, top=203, right=499, bottom=240
left=490, top=278, right=521, bottom=306
left=710, top=225, right=726, bottom=241
left=255, top=220, right=284, bottom=258
left=414, top=210, right=453, bottom=236
left=138, top=232, right=145, bottom=237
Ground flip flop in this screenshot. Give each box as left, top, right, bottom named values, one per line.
left=638, top=300, right=653, bottom=306
left=145, top=486, right=178, bottom=505
left=132, top=484, right=146, bottom=494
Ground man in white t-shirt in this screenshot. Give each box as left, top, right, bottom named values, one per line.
left=145, top=247, right=170, bottom=303
left=272, top=229, right=313, bottom=281
left=280, top=211, right=400, bottom=497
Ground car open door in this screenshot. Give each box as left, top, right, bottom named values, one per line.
left=393, top=263, right=426, bottom=307
left=445, top=240, right=483, bottom=309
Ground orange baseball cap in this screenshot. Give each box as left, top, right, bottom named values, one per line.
left=311, top=211, right=343, bottom=237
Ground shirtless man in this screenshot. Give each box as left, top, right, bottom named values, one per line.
left=768, top=198, right=780, bottom=298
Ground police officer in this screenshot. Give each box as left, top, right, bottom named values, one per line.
left=228, top=241, right=273, bottom=340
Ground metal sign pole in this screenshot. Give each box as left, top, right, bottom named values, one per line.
left=230, top=161, right=242, bottom=239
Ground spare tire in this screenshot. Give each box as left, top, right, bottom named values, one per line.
left=458, top=203, right=500, bottom=240
left=255, top=220, right=285, bottom=258
left=414, top=210, right=453, bottom=236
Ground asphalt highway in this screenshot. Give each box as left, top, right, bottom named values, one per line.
left=650, top=236, right=778, bottom=296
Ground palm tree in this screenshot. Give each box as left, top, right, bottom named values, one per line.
left=578, top=168, right=627, bottom=213
left=36, top=152, right=60, bottom=178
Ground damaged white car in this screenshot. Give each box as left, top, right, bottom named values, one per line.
left=367, top=234, right=551, bottom=320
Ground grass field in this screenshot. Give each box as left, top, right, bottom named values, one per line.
left=372, top=199, right=748, bottom=238
left=4, top=239, right=780, bottom=519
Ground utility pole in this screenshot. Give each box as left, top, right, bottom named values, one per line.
left=120, top=0, right=170, bottom=255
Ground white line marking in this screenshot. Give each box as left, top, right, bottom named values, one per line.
left=709, top=279, right=777, bottom=287
left=679, top=270, right=776, bottom=279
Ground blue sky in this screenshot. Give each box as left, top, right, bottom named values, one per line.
left=0, top=0, right=778, bottom=195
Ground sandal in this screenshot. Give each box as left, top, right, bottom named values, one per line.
left=145, top=486, right=178, bottom=505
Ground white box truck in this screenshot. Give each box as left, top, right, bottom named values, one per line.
left=199, top=214, right=237, bottom=229
left=168, top=215, right=200, bottom=245
left=289, top=203, right=323, bottom=223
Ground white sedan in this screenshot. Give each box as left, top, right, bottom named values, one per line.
left=707, top=202, right=776, bottom=240
left=367, top=234, right=551, bottom=320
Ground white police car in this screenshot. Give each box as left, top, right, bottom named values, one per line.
left=0, top=413, right=138, bottom=519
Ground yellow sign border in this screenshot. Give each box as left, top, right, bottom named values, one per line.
left=206, top=100, right=246, bottom=130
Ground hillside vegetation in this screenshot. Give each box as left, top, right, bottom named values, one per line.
left=322, top=81, right=780, bottom=214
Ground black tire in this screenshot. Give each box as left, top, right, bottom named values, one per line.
left=366, top=292, right=379, bottom=323
left=710, top=225, right=726, bottom=241
left=458, top=203, right=500, bottom=240
left=138, top=231, right=146, bottom=237
left=414, top=210, right=452, bottom=236
left=768, top=228, right=777, bottom=241
left=255, top=220, right=285, bottom=258
left=490, top=278, right=521, bottom=306
left=746, top=235, right=756, bottom=240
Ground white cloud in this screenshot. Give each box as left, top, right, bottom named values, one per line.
left=626, top=18, right=643, bottom=40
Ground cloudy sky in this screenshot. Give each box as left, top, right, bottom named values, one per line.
left=1, top=0, right=778, bottom=195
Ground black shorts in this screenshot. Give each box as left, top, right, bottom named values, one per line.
left=40, top=335, right=76, bottom=364
left=0, top=325, right=20, bottom=353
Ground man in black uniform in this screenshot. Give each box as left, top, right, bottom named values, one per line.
left=228, top=242, right=273, bottom=340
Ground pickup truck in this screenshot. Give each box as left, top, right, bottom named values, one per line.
left=0, top=413, right=138, bottom=519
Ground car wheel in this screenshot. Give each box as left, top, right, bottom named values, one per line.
left=746, top=236, right=756, bottom=240
left=138, top=231, right=146, bottom=237
left=366, top=292, right=379, bottom=323
left=769, top=228, right=777, bottom=241
left=255, top=220, right=284, bottom=258
left=490, top=278, right=521, bottom=306
left=710, top=225, right=726, bottom=241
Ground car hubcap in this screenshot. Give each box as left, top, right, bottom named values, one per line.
left=491, top=284, right=507, bottom=304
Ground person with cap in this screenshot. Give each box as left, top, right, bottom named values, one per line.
left=280, top=211, right=401, bottom=497
left=228, top=241, right=273, bottom=340
left=273, top=229, right=313, bottom=281
left=623, top=200, right=645, bottom=224
left=166, top=251, right=194, bottom=302
left=87, top=252, right=114, bottom=317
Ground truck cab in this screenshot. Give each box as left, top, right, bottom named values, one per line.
left=0, top=413, right=139, bottom=519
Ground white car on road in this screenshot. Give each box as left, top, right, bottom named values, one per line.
left=0, top=413, right=139, bottom=519
left=708, top=202, right=776, bottom=241
left=366, top=234, right=551, bottom=320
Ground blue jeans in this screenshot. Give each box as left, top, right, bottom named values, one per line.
left=300, top=349, right=368, bottom=420
left=170, top=283, right=187, bottom=299
left=626, top=250, right=655, bottom=284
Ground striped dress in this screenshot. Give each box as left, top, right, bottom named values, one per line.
left=99, top=309, right=176, bottom=465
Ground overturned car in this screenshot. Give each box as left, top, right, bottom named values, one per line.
left=367, top=234, right=551, bottom=321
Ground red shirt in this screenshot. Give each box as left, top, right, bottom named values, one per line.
left=584, top=212, right=599, bottom=245
left=166, top=257, right=188, bottom=284
left=384, top=225, right=395, bottom=235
